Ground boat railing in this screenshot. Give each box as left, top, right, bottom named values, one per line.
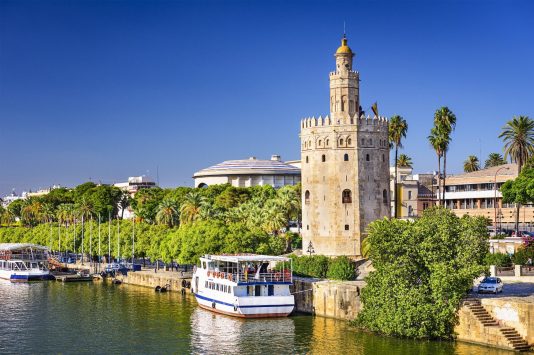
left=0, top=251, right=48, bottom=261
left=206, top=270, right=292, bottom=284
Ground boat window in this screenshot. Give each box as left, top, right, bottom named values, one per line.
left=205, top=281, right=208, bottom=288
left=268, top=285, right=274, bottom=296
left=228, top=287, right=232, bottom=294
left=255, top=285, right=261, bottom=296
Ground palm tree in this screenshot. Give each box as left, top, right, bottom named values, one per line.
left=276, top=186, right=301, bottom=229
left=388, top=115, right=408, bottom=218
left=499, top=115, right=534, bottom=233
left=118, top=192, right=131, bottom=220
left=21, top=198, right=43, bottom=227
left=463, top=155, right=480, bottom=173
left=156, top=199, right=180, bottom=227
left=485, top=153, right=506, bottom=168
left=261, top=201, right=286, bottom=235
left=396, top=154, right=413, bottom=168
left=180, top=191, right=206, bottom=224
left=428, top=126, right=448, bottom=206
left=433, top=107, right=457, bottom=204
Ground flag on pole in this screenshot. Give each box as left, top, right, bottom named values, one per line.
left=371, top=102, right=379, bottom=117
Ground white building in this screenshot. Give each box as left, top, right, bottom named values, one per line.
left=1, top=190, right=27, bottom=208
left=113, top=176, right=157, bottom=196
left=193, top=155, right=301, bottom=188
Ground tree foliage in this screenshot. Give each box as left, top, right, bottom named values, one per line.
left=354, top=207, right=488, bottom=339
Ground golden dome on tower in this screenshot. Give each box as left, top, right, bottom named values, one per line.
left=335, top=35, right=353, bottom=55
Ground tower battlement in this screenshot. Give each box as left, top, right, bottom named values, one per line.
left=301, top=114, right=388, bottom=129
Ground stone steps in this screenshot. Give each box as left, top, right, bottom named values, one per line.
left=464, top=298, right=532, bottom=352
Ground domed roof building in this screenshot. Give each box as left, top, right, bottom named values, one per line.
left=193, top=155, right=301, bottom=188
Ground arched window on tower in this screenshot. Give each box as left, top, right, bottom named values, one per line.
left=339, top=138, right=344, bottom=146
left=342, top=189, right=352, bottom=204
left=326, top=139, right=329, bottom=146
left=347, top=138, right=352, bottom=145
left=305, top=190, right=311, bottom=204
left=383, top=189, right=388, bottom=204
left=322, top=154, right=326, bottom=162
left=306, top=156, right=309, bottom=163
left=344, top=153, right=349, bottom=161
left=318, top=139, right=322, bottom=147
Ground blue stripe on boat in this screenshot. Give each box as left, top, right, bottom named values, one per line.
left=193, top=293, right=293, bottom=309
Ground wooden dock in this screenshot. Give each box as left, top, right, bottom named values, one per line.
left=53, top=273, right=94, bottom=283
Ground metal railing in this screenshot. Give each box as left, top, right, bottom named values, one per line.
left=496, top=266, right=515, bottom=276
left=521, top=265, right=534, bottom=276
left=206, top=270, right=292, bottom=284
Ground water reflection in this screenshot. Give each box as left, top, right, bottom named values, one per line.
left=0, top=281, right=517, bottom=355
left=190, top=308, right=295, bottom=354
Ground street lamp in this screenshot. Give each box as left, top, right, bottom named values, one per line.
left=307, top=241, right=315, bottom=256
left=494, top=166, right=510, bottom=234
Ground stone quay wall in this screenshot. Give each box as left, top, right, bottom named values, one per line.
left=291, top=278, right=365, bottom=320
left=117, top=270, right=192, bottom=292
left=482, top=296, right=534, bottom=344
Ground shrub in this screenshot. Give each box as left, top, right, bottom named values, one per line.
left=484, top=252, right=512, bottom=267
left=290, top=255, right=329, bottom=278
left=326, top=256, right=356, bottom=280
left=512, top=248, right=534, bottom=265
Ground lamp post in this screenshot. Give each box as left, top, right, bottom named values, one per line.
left=494, top=166, right=510, bottom=234
left=307, top=241, right=315, bottom=257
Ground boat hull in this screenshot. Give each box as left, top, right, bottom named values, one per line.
left=193, top=292, right=294, bottom=318
left=0, top=270, right=51, bottom=282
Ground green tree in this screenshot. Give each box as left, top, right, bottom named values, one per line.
left=155, top=199, right=180, bottom=227
left=180, top=191, right=206, bottom=224
left=396, top=154, right=413, bottom=168
left=433, top=107, right=457, bottom=204
left=354, top=207, right=488, bottom=339
left=484, top=153, right=506, bottom=168
left=389, top=115, right=408, bottom=218
left=463, top=155, right=480, bottom=173
left=499, top=116, right=534, bottom=233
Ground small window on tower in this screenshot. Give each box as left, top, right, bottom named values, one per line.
left=345, top=225, right=350, bottom=231
left=383, top=189, right=388, bottom=204
left=322, top=155, right=326, bottom=162
left=382, top=154, right=385, bottom=162
left=318, top=140, right=322, bottom=146
left=347, top=138, right=352, bottom=145
left=305, top=190, right=310, bottom=204
left=344, top=154, right=349, bottom=161
left=306, top=156, right=309, bottom=163
left=326, top=139, right=329, bottom=146
left=339, top=139, right=344, bottom=146
left=342, top=189, right=352, bottom=203
left=366, top=154, right=370, bottom=161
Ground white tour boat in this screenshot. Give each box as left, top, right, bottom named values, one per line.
left=0, top=243, right=51, bottom=282
left=192, top=254, right=295, bottom=318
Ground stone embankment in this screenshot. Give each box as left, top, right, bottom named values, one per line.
left=455, top=297, right=533, bottom=351
left=291, top=278, right=364, bottom=320
left=116, top=269, right=193, bottom=291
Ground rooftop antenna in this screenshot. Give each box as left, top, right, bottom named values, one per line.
left=156, top=165, right=160, bottom=186
left=343, top=21, right=346, bottom=37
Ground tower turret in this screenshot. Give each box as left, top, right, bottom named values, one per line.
left=330, top=35, right=360, bottom=119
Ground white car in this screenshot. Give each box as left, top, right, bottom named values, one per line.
left=477, top=277, right=503, bottom=294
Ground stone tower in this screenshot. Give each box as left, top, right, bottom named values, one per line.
left=300, top=35, right=390, bottom=258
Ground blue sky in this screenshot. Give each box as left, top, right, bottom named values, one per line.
left=1, top=0, right=533, bottom=195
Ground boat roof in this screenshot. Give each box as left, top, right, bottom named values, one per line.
left=0, top=243, right=48, bottom=251
left=202, top=254, right=291, bottom=263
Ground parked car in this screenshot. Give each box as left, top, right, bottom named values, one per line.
left=477, top=277, right=503, bottom=294
left=511, top=231, right=534, bottom=237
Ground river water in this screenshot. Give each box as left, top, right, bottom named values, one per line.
left=0, top=281, right=514, bottom=354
